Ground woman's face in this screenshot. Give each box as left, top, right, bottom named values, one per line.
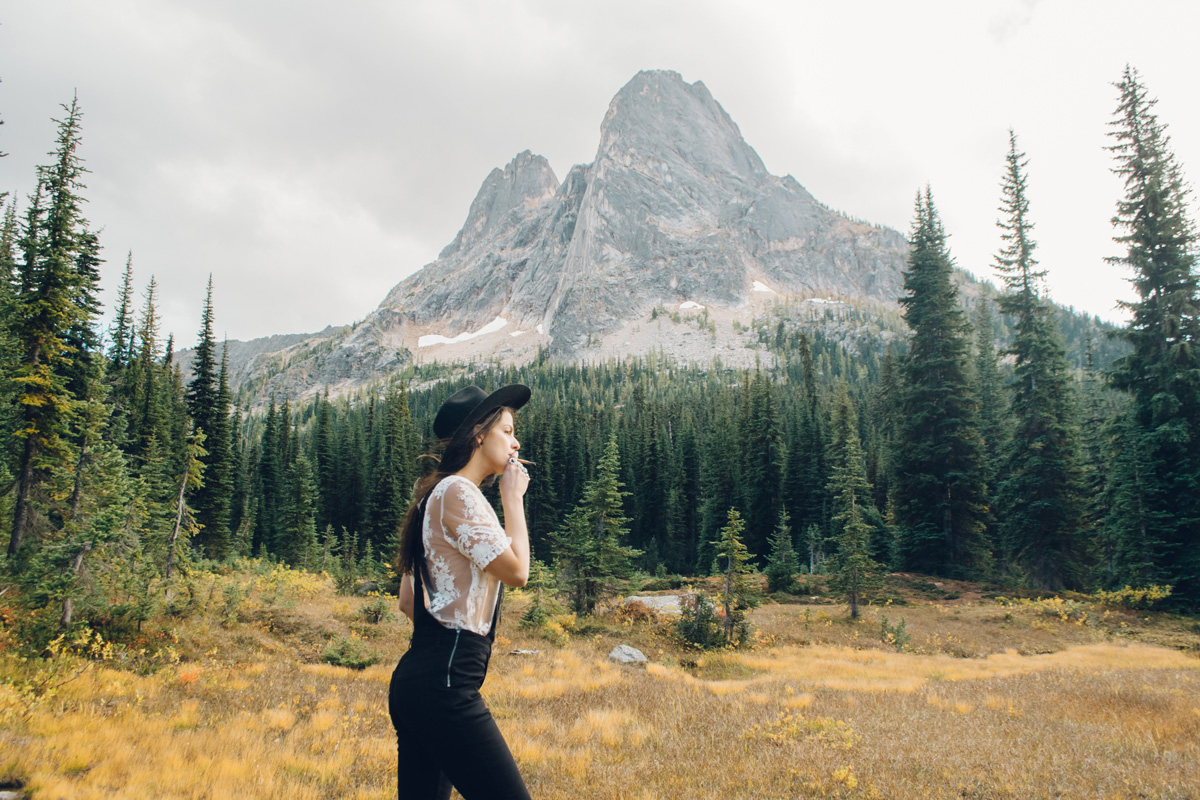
left=476, top=410, right=519, bottom=475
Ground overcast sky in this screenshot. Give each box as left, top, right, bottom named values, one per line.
left=2, top=1, right=1198, bottom=347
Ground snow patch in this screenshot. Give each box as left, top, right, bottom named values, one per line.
left=679, top=301, right=705, bottom=310
left=536, top=324, right=544, bottom=334
left=510, top=330, right=526, bottom=338
left=418, top=317, right=509, bottom=348
left=751, top=281, right=776, bottom=294
left=806, top=297, right=844, bottom=305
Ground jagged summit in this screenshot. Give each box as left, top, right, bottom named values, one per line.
left=598, top=70, right=769, bottom=186
left=436, top=150, right=559, bottom=260
left=214, top=70, right=911, bottom=399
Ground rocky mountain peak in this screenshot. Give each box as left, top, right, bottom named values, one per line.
left=440, top=150, right=559, bottom=258
left=597, top=70, right=767, bottom=184
left=220, top=70, right=915, bottom=400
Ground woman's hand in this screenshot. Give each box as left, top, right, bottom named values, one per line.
left=499, top=457, right=529, bottom=500
left=487, top=458, right=530, bottom=587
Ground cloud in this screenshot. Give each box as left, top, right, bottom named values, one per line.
left=2, top=0, right=1198, bottom=347
left=987, top=0, right=1043, bottom=43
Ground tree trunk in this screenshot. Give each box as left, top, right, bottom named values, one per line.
left=165, top=458, right=192, bottom=599
left=60, top=543, right=91, bottom=627
left=9, top=434, right=38, bottom=557
left=849, top=573, right=859, bottom=619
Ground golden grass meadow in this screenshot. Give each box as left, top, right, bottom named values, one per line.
left=2, top=566, right=1199, bottom=799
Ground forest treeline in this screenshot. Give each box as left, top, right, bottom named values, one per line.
left=2, top=66, right=1198, bottom=648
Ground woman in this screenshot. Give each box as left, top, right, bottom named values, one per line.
left=389, top=384, right=533, bottom=800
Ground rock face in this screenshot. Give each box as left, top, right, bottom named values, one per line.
left=203, top=70, right=912, bottom=399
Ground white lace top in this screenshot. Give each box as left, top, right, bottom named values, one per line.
left=421, top=475, right=511, bottom=635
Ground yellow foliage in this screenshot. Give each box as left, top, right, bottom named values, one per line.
left=4, top=569, right=1199, bottom=799
left=743, top=711, right=860, bottom=750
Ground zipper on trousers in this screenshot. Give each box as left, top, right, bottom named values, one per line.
left=446, top=629, right=462, bottom=688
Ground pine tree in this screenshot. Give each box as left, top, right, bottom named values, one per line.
left=8, top=98, right=95, bottom=557
left=126, top=278, right=160, bottom=458
left=520, top=558, right=559, bottom=628
left=741, top=369, right=782, bottom=559
left=992, top=132, right=1085, bottom=589
left=215, top=346, right=239, bottom=549
left=826, top=382, right=884, bottom=618
left=107, top=252, right=136, bottom=370
left=186, top=277, right=232, bottom=557
left=764, top=508, right=799, bottom=593
left=282, top=454, right=319, bottom=568
left=1104, top=67, right=1200, bottom=606
left=782, top=334, right=828, bottom=541
left=712, top=507, right=753, bottom=646
left=256, top=396, right=282, bottom=555
left=312, top=391, right=337, bottom=532
left=371, top=386, right=418, bottom=548
left=549, top=435, right=640, bottom=614
left=893, top=188, right=990, bottom=578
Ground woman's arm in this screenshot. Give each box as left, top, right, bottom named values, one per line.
left=398, top=573, right=414, bottom=621
left=484, top=459, right=530, bottom=587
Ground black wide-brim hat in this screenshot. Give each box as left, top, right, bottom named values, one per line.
left=433, top=384, right=531, bottom=441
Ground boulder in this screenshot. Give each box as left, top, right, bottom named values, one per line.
left=608, top=644, right=648, bottom=664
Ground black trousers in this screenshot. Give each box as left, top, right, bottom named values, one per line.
left=389, top=572, right=530, bottom=800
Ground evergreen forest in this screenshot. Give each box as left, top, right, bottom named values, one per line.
left=2, top=65, right=1198, bottom=656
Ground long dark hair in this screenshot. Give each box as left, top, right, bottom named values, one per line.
left=394, top=406, right=513, bottom=576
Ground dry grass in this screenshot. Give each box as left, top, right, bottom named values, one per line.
left=2, top=570, right=1199, bottom=799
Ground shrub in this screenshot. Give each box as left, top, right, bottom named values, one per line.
left=521, top=602, right=550, bottom=629
left=358, top=595, right=397, bottom=625
left=537, top=613, right=576, bottom=647
left=220, top=583, right=244, bottom=627
left=1092, top=585, right=1172, bottom=610
left=880, top=614, right=910, bottom=651
left=611, top=600, right=657, bottom=625
left=320, top=635, right=380, bottom=670
left=677, top=594, right=728, bottom=650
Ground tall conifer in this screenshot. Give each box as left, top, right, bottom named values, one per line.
left=186, top=278, right=231, bottom=557
left=9, top=98, right=94, bottom=557
left=893, top=188, right=990, bottom=578
left=992, top=132, right=1085, bottom=589
left=1104, top=67, right=1200, bottom=606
